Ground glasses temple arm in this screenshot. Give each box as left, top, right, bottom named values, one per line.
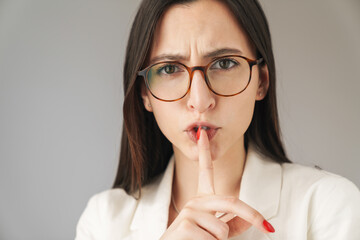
left=256, top=58, right=264, bottom=65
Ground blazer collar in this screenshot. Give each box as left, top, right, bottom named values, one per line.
left=239, top=143, right=282, bottom=220
left=130, top=144, right=282, bottom=238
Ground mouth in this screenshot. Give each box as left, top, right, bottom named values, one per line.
left=184, top=122, right=220, bottom=143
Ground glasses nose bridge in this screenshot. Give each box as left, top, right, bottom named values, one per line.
left=188, top=65, right=208, bottom=85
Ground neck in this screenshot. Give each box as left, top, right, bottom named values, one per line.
left=171, top=138, right=247, bottom=212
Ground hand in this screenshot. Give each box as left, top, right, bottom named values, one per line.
left=160, top=129, right=275, bottom=240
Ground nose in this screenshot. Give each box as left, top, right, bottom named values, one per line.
left=186, top=70, right=216, bottom=113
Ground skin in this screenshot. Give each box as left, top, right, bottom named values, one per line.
left=141, top=0, right=271, bottom=238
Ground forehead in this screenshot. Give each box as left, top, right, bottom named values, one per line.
left=149, top=0, right=255, bottom=63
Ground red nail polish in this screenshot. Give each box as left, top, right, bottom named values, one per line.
left=196, top=127, right=201, bottom=141
left=263, top=220, right=275, bottom=233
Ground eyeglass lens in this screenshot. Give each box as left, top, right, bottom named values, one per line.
left=146, top=56, right=250, bottom=101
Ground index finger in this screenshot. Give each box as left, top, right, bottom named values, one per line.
left=197, top=128, right=215, bottom=195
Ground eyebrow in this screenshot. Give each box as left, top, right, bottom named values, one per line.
left=149, top=48, right=243, bottom=65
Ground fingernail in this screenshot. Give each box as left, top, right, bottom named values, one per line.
left=196, top=127, right=201, bottom=141
left=263, top=220, right=275, bottom=233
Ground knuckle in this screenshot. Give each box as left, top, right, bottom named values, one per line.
left=184, top=200, right=194, bottom=209
left=179, top=207, right=192, bottom=218
left=249, top=210, right=262, bottom=223
left=179, top=219, right=193, bottom=231
left=187, top=196, right=202, bottom=206
left=225, top=196, right=238, bottom=204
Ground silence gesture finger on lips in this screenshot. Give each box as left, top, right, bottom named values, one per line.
left=197, top=127, right=215, bottom=195
left=197, top=128, right=236, bottom=222
left=196, top=127, right=275, bottom=236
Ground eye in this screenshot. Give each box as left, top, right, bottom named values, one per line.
left=211, top=58, right=238, bottom=70
left=157, top=64, right=181, bottom=75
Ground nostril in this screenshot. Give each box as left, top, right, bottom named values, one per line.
left=186, top=77, right=216, bottom=112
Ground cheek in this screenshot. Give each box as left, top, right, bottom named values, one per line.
left=151, top=103, right=181, bottom=140
left=223, top=96, right=255, bottom=133
left=220, top=89, right=257, bottom=142
left=236, top=99, right=256, bottom=131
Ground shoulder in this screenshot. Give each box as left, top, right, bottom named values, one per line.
left=87, top=188, right=138, bottom=219
left=75, top=188, right=139, bottom=239
left=281, top=162, right=359, bottom=198
left=279, top=162, right=360, bottom=238
left=75, top=158, right=174, bottom=239
left=82, top=188, right=140, bottom=222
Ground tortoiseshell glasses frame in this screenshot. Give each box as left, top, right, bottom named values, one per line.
left=137, top=55, right=264, bottom=102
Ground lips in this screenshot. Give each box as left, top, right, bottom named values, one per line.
left=184, top=122, right=220, bottom=143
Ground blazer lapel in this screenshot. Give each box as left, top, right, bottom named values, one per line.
left=235, top=143, right=283, bottom=240
left=129, top=156, right=175, bottom=240
left=239, top=143, right=282, bottom=220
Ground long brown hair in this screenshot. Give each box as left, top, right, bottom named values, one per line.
left=113, top=0, right=291, bottom=197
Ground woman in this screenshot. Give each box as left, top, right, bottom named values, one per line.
left=75, top=0, right=360, bottom=239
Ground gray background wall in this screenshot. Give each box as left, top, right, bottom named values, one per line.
left=0, top=0, right=359, bottom=239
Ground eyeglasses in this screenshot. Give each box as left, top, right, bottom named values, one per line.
left=137, top=55, right=263, bottom=102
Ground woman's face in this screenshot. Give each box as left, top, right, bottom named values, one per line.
left=141, top=0, right=268, bottom=161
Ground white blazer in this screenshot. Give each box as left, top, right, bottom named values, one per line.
left=75, top=144, right=360, bottom=240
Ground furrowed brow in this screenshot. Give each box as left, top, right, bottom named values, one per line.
left=149, top=54, right=187, bottom=65
left=203, top=48, right=243, bottom=58
left=149, top=48, right=243, bottom=65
